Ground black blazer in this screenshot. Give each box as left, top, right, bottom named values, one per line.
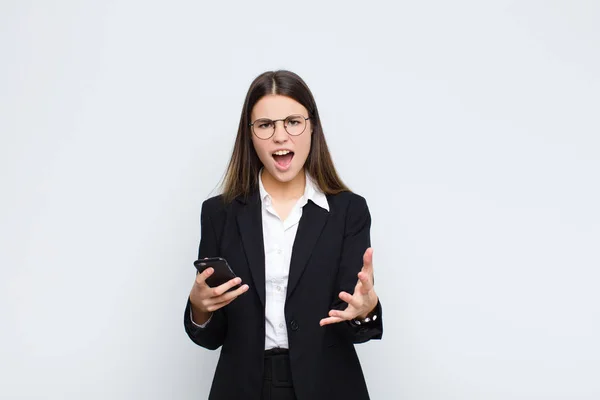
left=184, top=190, right=383, bottom=400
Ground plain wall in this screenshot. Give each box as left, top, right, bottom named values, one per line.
left=1, top=1, right=599, bottom=399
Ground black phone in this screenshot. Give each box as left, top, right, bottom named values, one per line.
left=193, top=257, right=240, bottom=292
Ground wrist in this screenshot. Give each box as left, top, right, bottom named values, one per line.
left=353, top=298, right=379, bottom=325
left=357, top=295, right=379, bottom=319
left=191, top=304, right=212, bottom=325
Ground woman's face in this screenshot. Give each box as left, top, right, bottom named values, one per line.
left=250, top=95, right=312, bottom=183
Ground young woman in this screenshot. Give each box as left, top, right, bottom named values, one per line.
left=184, top=70, right=383, bottom=400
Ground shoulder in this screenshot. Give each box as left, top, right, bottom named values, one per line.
left=200, top=193, right=251, bottom=219
left=326, top=191, right=371, bottom=235
left=326, top=190, right=369, bottom=213
left=200, top=194, right=226, bottom=217
left=326, top=191, right=371, bottom=229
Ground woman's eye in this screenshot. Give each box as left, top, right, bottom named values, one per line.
left=258, top=121, right=272, bottom=129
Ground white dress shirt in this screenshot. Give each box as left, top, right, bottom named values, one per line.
left=191, top=170, right=330, bottom=350
left=259, top=170, right=329, bottom=349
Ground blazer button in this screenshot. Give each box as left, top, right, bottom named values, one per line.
left=290, top=320, right=299, bottom=331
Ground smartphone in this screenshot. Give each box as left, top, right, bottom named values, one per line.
left=193, top=257, right=240, bottom=292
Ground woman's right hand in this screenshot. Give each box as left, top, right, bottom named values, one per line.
left=189, top=266, right=249, bottom=324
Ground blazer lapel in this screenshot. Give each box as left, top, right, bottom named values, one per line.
left=236, top=192, right=266, bottom=307
left=287, top=200, right=329, bottom=300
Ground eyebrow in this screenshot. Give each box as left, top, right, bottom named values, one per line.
left=254, top=114, right=304, bottom=120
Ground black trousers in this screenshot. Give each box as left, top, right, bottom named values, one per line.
left=261, top=348, right=297, bottom=400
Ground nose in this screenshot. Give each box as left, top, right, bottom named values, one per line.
left=272, top=120, right=288, bottom=143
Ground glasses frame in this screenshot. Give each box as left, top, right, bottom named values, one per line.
left=249, top=114, right=311, bottom=140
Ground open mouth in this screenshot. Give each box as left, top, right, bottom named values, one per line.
left=272, top=150, right=294, bottom=169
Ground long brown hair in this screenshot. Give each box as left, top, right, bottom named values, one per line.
left=220, top=70, right=349, bottom=203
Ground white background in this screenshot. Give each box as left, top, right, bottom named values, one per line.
left=1, top=1, right=599, bottom=399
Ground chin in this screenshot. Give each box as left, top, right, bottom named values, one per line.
left=263, top=164, right=303, bottom=183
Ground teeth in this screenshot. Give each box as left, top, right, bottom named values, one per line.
left=273, top=150, right=291, bottom=156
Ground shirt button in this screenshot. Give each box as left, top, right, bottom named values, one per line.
left=279, top=323, right=284, bottom=328
left=277, top=248, right=282, bottom=254
left=276, top=286, right=281, bottom=292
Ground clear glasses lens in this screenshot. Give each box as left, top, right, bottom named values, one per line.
left=284, top=115, right=306, bottom=136
left=253, top=119, right=275, bottom=139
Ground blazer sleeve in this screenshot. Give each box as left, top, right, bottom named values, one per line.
left=330, top=194, right=383, bottom=344
left=183, top=199, right=228, bottom=350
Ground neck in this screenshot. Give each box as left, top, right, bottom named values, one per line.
left=261, top=168, right=306, bottom=201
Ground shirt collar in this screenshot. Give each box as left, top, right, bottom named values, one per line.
left=258, top=168, right=330, bottom=212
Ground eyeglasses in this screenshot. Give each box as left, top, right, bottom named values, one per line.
left=249, top=114, right=310, bottom=140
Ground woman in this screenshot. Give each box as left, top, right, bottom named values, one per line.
left=184, top=70, right=383, bottom=400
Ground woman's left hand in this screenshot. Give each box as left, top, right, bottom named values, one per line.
left=320, top=247, right=378, bottom=326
